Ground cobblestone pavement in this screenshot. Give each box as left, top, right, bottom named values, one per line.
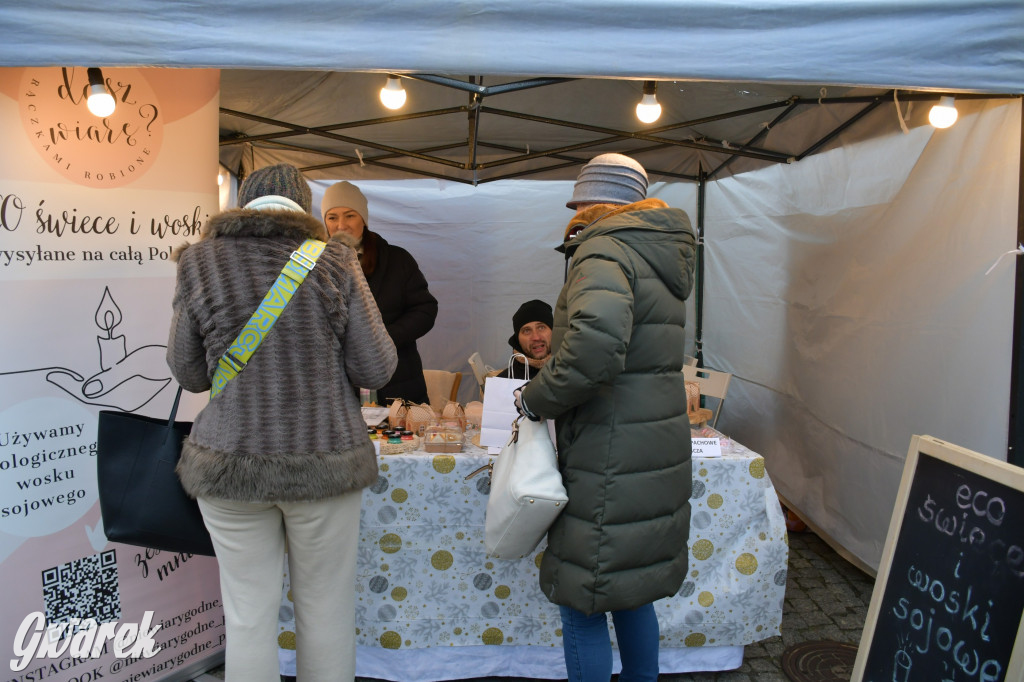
left=201, top=530, right=875, bottom=682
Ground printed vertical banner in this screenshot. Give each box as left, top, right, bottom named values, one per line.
left=0, top=67, right=225, bottom=681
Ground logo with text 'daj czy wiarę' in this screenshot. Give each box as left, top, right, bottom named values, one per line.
left=18, top=67, right=164, bottom=189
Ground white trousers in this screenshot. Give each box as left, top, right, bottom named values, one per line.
left=198, top=491, right=362, bottom=682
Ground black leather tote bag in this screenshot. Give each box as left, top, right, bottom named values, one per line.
left=96, top=386, right=215, bottom=556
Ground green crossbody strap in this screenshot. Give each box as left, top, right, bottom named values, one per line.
left=210, top=238, right=326, bottom=399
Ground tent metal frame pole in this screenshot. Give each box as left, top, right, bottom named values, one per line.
left=299, top=142, right=469, bottom=174
left=240, top=135, right=477, bottom=183
left=709, top=100, right=803, bottom=179
left=400, top=74, right=575, bottom=97
left=1010, top=99, right=1024, bottom=467
left=794, top=92, right=1018, bottom=106
left=483, top=159, right=584, bottom=181
left=476, top=135, right=701, bottom=176
left=467, top=78, right=482, bottom=172
left=475, top=99, right=797, bottom=171
left=258, top=140, right=466, bottom=166
left=648, top=99, right=793, bottom=132
left=495, top=97, right=795, bottom=157
left=480, top=106, right=791, bottom=164
left=476, top=141, right=699, bottom=180
left=476, top=135, right=632, bottom=169
left=695, top=168, right=707, bottom=369
left=219, top=106, right=468, bottom=145
left=219, top=108, right=467, bottom=169
left=796, top=95, right=889, bottom=161
left=475, top=141, right=700, bottom=182
left=235, top=137, right=474, bottom=182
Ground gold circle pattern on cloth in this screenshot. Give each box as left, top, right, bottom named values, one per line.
left=275, top=439, right=788, bottom=664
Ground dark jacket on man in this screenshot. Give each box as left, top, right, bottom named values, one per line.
left=520, top=199, right=696, bottom=614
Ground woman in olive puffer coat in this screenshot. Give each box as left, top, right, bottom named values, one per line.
left=518, top=153, right=696, bottom=682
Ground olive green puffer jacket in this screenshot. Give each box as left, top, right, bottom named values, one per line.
left=520, top=200, right=696, bottom=614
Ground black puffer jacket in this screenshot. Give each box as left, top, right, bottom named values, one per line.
left=363, top=230, right=438, bottom=404
left=520, top=199, right=696, bottom=614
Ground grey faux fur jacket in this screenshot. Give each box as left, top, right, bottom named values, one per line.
left=166, top=205, right=397, bottom=502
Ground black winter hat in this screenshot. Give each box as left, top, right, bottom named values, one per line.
left=508, top=299, right=553, bottom=351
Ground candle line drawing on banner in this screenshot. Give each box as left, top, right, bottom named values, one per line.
left=0, top=286, right=171, bottom=413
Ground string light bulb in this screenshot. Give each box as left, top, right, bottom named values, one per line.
left=928, top=96, right=958, bottom=129
left=379, top=75, right=407, bottom=110
left=86, top=68, right=115, bottom=118
left=635, top=81, right=661, bottom=124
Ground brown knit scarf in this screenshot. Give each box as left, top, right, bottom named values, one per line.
left=563, top=198, right=669, bottom=243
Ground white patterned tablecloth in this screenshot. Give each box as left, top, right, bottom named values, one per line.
left=278, top=435, right=788, bottom=680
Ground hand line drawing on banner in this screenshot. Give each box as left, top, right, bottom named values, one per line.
left=0, top=286, right=171, bottom=412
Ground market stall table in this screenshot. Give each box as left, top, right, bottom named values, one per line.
left=278, top=432, right=787, bottom=681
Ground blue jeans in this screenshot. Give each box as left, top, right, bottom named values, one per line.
left=559, top=602, right=660, bottom=682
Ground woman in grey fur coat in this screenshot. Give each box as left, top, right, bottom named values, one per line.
left=166, top=164, right=397, bottom=682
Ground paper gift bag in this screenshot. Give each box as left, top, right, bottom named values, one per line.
left=480, top=354, right=533, bottom=451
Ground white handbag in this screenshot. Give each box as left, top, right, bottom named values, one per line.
left=485, top=415, right=568, bottom=558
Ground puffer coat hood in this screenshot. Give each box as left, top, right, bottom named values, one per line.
left=521, top=201, right=696, bottom=614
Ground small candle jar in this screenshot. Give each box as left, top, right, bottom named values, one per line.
left=400, top=430, right=414, bottom=440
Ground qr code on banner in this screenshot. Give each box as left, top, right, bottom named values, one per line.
left=42, top=549, right=121, bottom=631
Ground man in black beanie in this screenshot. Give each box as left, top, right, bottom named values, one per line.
left=497, top=299, right=553, bottom=380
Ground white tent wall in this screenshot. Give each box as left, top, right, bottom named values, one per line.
left=303, top=176, right=699, bottom=404
left=703, top=98, right=1021, bottom=572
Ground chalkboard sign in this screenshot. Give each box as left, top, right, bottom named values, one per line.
left=852, top=435, right=1024, bottom=682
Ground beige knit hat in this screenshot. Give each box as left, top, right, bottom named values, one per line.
left=321, top=181, right=369, bottom=224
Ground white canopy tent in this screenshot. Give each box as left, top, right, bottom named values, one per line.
left=2, top=1, right=1022, bottom=572
left=3, top=1, right=1023, bottom=92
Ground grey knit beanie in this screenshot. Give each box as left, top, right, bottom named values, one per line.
left=566, top=153, right=649, bottom=209
left=238, top=164, right=312, bottom=213
left=321, top=181, right=369, bottom=224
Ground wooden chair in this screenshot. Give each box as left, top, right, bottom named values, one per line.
left=682, top=365, right=732, bottom=429
left=422, top=370, right=462, bottom=413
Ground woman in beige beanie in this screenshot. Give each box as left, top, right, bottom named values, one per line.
left=321, top=181, right=438, bottom=404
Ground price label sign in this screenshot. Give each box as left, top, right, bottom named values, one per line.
left=691, top=437, right=722, bottom=458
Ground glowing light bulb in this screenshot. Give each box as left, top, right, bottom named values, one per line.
left=928, top=96, right=958, bottom=129
left=380, top=76, right=407, bottom=110
left=635, top=81, right=661, bottom=123
left=86, top=68, right=115, bottom=118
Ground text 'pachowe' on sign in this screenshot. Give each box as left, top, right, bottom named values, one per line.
left=851, top=434, right=1024, bottom=682
left=690, top=437, right=722, bottom=458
